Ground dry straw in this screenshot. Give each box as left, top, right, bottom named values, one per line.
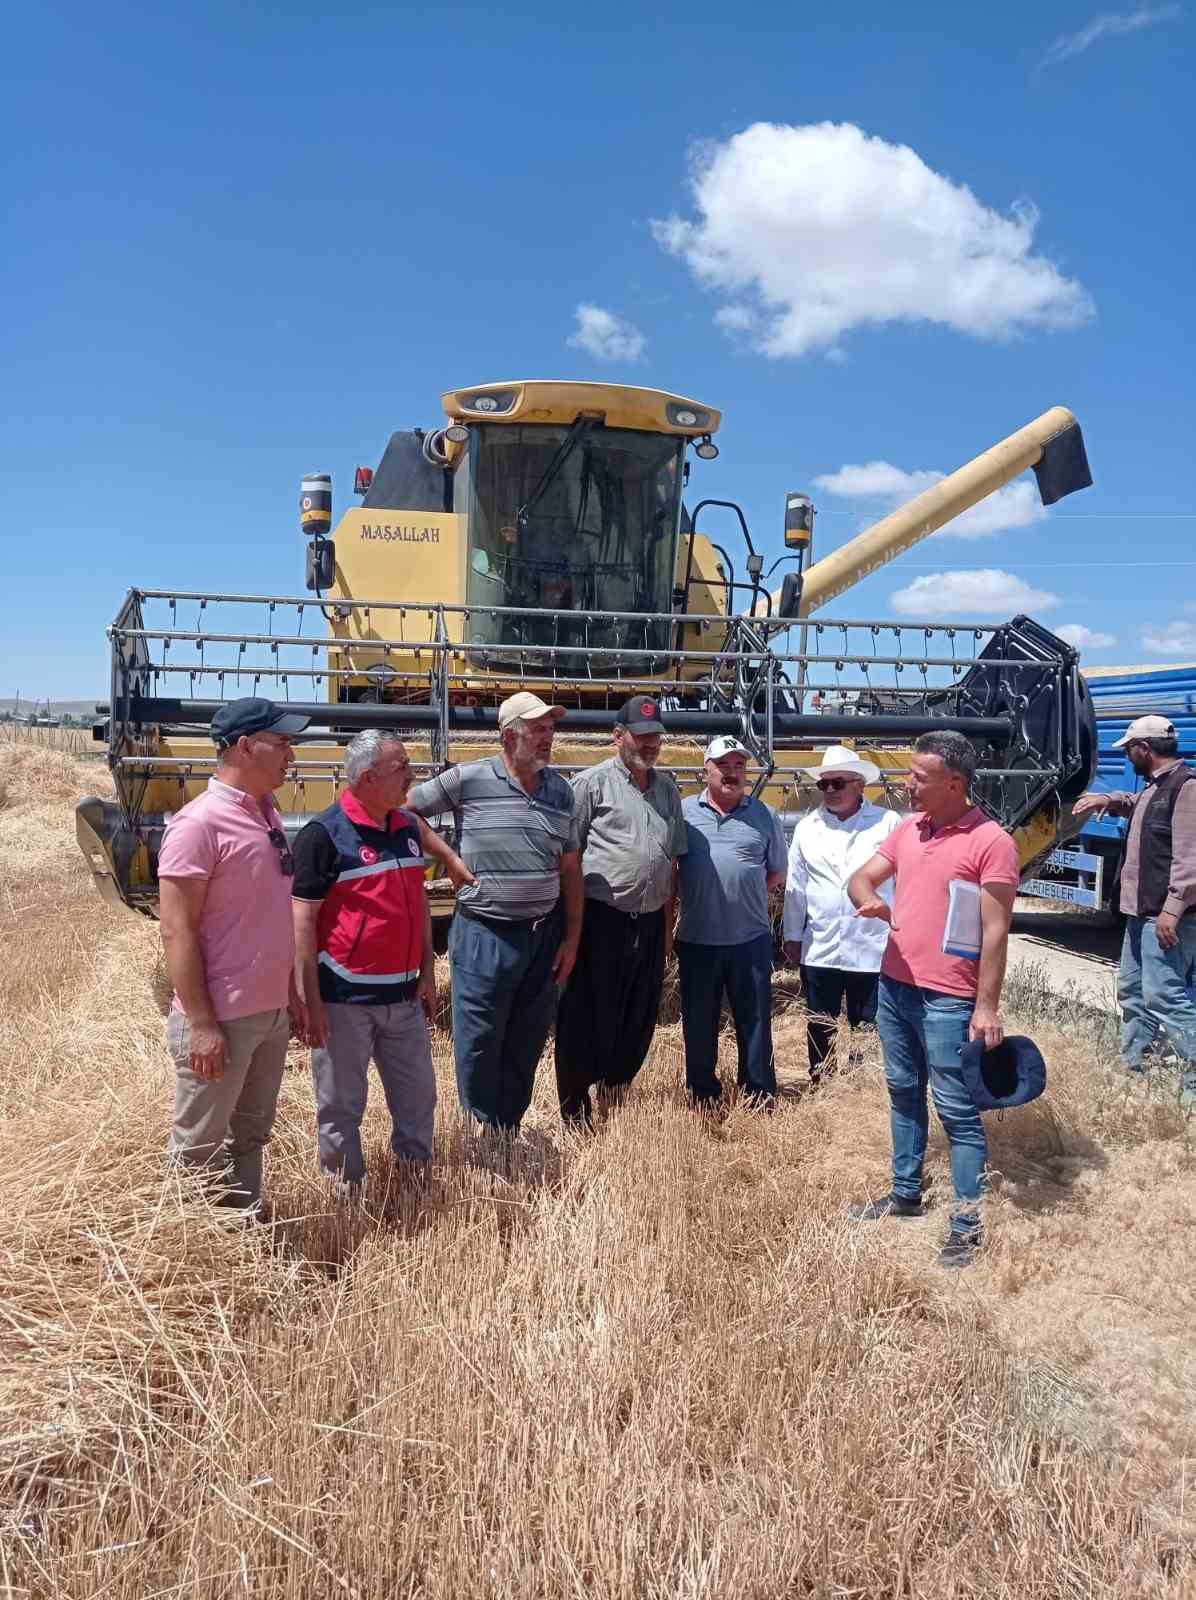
left=1, top=755, right=1194, bottom=1597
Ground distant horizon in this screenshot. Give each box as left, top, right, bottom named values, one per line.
left=0, top=697, right=101, bottom=714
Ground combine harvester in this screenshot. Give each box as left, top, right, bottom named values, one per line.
left=76, top=380, right=1097, bottom=935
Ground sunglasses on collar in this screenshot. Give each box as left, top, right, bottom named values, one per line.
left=267, top=827, right=294, bottom=876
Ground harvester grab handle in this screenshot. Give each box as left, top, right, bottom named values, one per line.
left=785, top=406, right=1091, bottom=617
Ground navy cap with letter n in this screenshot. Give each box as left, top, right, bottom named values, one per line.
left=960, top=1034, right=1046, bottom=1112
left=210, top=697, right=311, bottom=747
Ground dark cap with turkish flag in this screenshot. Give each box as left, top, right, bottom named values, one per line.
left=614, top=695, right=666, bottom=735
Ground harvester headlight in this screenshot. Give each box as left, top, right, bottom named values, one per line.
left=363, top=661, right=399, bottom=688
left=694, top=436, right=719, bottom=460
left=667, top=402, right=710, bottom=429
left=445, top=424, right=470, bottom=444
left=457, top=388, right=517, bottom=414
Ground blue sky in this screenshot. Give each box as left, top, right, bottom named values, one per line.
left=3, top=0, right=1193, bottom=697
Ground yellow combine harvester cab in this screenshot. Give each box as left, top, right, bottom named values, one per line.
left=318, top=382, right=734, bottom=687
left=77, top=382, right=1098, bottom=920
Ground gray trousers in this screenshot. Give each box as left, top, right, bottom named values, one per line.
left=311, top=1001, right=436, bottom=1182
left=167, top=1007, right=289, bottom=1208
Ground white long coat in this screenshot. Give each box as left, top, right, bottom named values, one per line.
left=782, top=800, right=902, bottom=972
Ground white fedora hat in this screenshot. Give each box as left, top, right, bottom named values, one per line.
left=812, top=745, right=880, bottom=785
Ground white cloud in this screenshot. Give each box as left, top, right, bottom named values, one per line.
left=891, top=570, right=1060, bottom=618
left=714, top=304, right=756, bottom=333
left=813, top=459, right=1048, bottom=540
left=1055, top=623, right=1117, bottom=652
left=651, top=122, right=1094, bottom=358
left=1038, top=5, right=1183, bottom=70
left=1141, top=619, right=1196, bottom=656
left=815, top=462, right=942, bottom=500
left=568, top=303, right=645, bottom=363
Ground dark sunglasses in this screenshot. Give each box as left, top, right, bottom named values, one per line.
left=267, top=827, right=294, bottom=876
left=816, top=777, right=854, bottom=793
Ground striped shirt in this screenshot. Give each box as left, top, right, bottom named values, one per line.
left=408, top=756, right=579, bottom=922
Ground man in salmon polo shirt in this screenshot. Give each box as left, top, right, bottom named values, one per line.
left=158, top=696, right=310, bottom=1213
left=847, top=730, right=1020, bottom=1269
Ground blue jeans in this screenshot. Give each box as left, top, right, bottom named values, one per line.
left=677, top=935, right=776, bottom=1103
left=448, top=906, right=562, bottom=1132
left=1118, top=914, right=1196, bottom=1090
left=876, top=976, right=987, bottom=1235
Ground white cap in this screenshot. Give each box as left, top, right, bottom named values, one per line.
left=1112, top=714, right=1176, bottom=748
left=498, top=691, right=566, bottom=730
left=812, top=744, right=880, bottom=784
left=704, top=735, right=749, bottom=761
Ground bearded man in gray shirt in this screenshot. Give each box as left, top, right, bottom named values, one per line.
left=554, top=696, right=687, bottom=1126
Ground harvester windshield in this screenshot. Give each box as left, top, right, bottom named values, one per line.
left=463, top=423, right=683, bottom=667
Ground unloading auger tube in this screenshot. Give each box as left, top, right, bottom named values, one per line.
left=773, top=406, right=1092, bottom=617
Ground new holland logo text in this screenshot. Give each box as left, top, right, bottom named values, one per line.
left=360, top=523, right=441, bottom=544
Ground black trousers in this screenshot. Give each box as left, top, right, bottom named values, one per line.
left=554, top=898, right=667, bottom=1123
left=800, top=964, right=879, bottom=1080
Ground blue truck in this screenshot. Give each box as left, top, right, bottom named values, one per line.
left=1020, top=663, right=1196, bottom=913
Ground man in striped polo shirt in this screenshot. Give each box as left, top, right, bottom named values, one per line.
left=408, top=693, right=584, bottom=1134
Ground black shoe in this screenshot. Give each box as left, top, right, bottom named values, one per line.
left=937, top=1229, right=981, bottom=1269
left=848, top=1192, right=923, bottom=1221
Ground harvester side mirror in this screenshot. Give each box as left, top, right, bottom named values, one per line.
left=305, top=537, right=336, bottom=592
left=778, top=572, right=803, bottom=619
left=354, top=465, right=374, bottom=496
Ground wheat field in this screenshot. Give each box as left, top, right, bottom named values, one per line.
left=1, top=738, right=1195, bottom=1599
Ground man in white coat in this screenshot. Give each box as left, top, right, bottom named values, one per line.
left=783, top=747, right=901, bottom=1085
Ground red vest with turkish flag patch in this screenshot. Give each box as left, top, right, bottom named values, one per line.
left=313, top=791, right=426, bottom=1005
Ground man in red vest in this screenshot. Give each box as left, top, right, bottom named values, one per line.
left=291, top=730, right=472, bottom=1190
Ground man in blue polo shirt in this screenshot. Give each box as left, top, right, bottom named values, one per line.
left=676, top=736, right=787, bottom=1107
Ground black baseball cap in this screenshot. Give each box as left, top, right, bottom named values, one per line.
left=210, top=697, right=311, bottom=747
left=614, top=695, right=666, bottom=734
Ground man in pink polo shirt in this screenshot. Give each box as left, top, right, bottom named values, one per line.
left=847, top=730, right=1020, bottom=1269
left=158, top=696, right=310, bottom=1212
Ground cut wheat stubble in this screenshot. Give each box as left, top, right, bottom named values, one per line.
left=0, top=754, right=1193, bottom=1597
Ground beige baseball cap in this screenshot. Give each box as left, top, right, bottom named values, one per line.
left=497, top=691, right=566, bottom=730
left=1112, top=714, right=1176, bottom=748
